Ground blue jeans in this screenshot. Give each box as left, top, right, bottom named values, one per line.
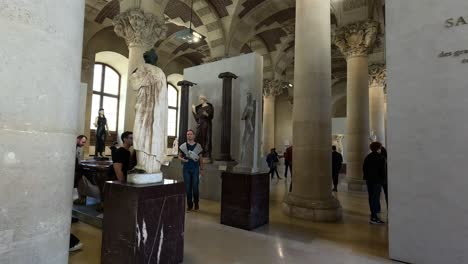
left=366, top=182, right=382, bottom=219
left=183, top=168, right=200, bottom=208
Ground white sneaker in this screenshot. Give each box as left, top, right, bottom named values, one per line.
left=69, top=242, right=83, bottom=252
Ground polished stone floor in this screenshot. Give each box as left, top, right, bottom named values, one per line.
left=70, top=171, right=393, bottom=264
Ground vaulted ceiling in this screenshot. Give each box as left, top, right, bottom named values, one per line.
left=84, top=0, right=385, bottom=83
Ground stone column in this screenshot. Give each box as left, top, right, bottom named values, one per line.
left=282, top=0, right=341, bottom=222
left=218, top=72, right=238, bottom=161
left=177, top=80, right=196, bottom=144
left=369, top=64, right=386, bottom=143
left=334, top=20, right=379, bottom=191
left=262, top=79, right=282, bottom=155
left=113, top=9, right=167, bottom=131
left=0, top=1, right=85, bottom=263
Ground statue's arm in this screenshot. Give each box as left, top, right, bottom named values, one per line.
left=94, top=117, right=98, bottom=128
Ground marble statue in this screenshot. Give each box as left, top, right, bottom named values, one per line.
left=128, top=49, right=168, bottom=179
left=172, top=137, right=179, bottom=156
left=192, top=95, right=214, bottom=160
left=240, top=93, right=256, bottom=165
left=94, top=108, right=110, bottom=157
left=369, top=130, right=377, bottom=142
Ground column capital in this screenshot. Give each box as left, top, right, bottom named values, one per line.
left=263, top=79, right=285, bottom=98
left=113, top=8, right=167, bottom=48
left=369, top=64, right=387, bottom=87
left=334, top=20, right=380, bottom=59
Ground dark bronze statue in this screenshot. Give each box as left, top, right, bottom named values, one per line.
left=192, top=95, right=214, bottom=160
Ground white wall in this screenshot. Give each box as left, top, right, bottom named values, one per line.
left=387, top=1, right=468, bottom=263
left=184, top=53, right=264, bottom=170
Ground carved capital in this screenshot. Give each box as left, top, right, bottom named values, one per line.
left=113, top=8, right=167, bottom=48
left=369, top=64, right=386, bottom=87
left=263, top=79, right=286, bottom=98
left=81, top=57, right=92, bottom=72
left=334, top=20, right=380, bottom=59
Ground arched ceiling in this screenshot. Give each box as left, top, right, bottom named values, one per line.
left=84, top=0, right=385, bottom=83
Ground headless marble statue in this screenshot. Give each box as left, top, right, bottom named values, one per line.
left=128, top=49, right=168, bottom=183
left=240, top=93, right=256, bottom=166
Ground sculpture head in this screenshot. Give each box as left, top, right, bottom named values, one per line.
left=143, top=49, right=158, bottom=66
left=199, top=95, right=207, bottom=104
left=246, top=92, right=252, bottom=102
left=99, top=108, right=105, bottom=117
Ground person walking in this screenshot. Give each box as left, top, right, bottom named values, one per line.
left=331, top=145, right=343, bottom=192
left=363, top=142, right=387, bottom=225
left=283, top=145, right=293, bottom=178
left=266, top=148, right=281, bottom=180
left=179, top=129, right=204, bottom=211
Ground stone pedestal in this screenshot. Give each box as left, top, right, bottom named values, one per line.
left=221, top=171, right=269, bottom=230
left=102, top=180, right=185, bottom=264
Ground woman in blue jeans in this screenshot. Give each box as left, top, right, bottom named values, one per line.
left=178, top=130, right=204, bottom=211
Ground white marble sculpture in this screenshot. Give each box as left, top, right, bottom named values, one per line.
left=128, top=62, right=168, bottom=183
left=172, top=137, right=179, bottom=156
left=239, top=93, right=256, bottom=168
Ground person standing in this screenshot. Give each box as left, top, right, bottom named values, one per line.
left=283, top=145, right=293, bottom=178
left=266, top=148, right=281, bottom=180
left=363, top=142, right=387, bottom=225
left=111, top=131, right=133, bottom=182
left=179, top=129, right=204, bottom=211
left=380, top=146, right=388, bottom=208
left=73, top=135, right=88, bottom=205
left=331, top=145, right=343, bottom=192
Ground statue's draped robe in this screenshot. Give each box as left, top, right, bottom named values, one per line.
left=193, top=103, right=214, bottom=158
left=129, top=64, right=167, bottom=173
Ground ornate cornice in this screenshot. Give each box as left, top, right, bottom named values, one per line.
left=369, top=64, right=386, bottom=87
left=113, top=8, right=167, bottom=48
left=263, top=79, right=286, bottom=98
left=334, top=20, right=380, bottom=59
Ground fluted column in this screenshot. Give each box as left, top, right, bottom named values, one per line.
left=282, top=0, right=341, bottom=222
left=369, top=64, right=386, bottom=143
left=335, top=20, right=379, bottom=191
left=113, top=9, right=167, bottom=131
left=0, top=0, right=85, bottom=262
left=262, top=79, right=282, bottom=155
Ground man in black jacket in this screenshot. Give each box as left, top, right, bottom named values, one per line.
left=363, top=142, right=387, bottom=225
left=331, top=146, right=343, bottom=192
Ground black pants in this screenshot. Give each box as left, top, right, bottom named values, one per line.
left=284, top=162, right=292, bottom=178
left=269, top=166, right=280, bottom=179
left=382, top=183, right=388, bottom=208
left=332, top=171, right=339, bottom=188
left=366, top=182, right=382, bottom=219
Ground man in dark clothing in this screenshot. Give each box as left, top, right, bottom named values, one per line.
left=283, top=146, right=293, bottom=178
left=73, top=135, right=87, bottom=205
left=331, top=145, right=343, bottom=192
left=363, top=141, right=387, bottom=225
left=266, top=148, right=281, bottom=179
left=380, top=146, right=388, bottom=208
left=112, top=131, right=133, bottom=182
left=179, top=129, right=204, bottom=211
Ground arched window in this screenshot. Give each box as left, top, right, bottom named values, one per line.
left=167, top=84, right=179, bottom=143
left=90, top=63, right=120, bottom=141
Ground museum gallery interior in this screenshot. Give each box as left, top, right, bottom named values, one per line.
left=1, top=0, right=467, bottom=263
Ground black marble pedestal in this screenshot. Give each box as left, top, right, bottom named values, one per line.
left=220, top=171, right=270, bottom=230
left=101, top=180, right=185, bottom=264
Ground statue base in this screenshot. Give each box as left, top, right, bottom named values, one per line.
left=127, top=172, right=163, bottom=185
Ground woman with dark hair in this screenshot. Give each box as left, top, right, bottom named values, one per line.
left=94, top=108, right=110, bottom=157
left=363, top=141, right=387, bottom=225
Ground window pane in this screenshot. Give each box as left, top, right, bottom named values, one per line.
left=167, top=109, right=177, bottom=137
left=90, top=94, right=101, bottom=129
left=102, top=97, right=118, bottom=131
left=103, top=66, right=120, bottom=95
left=93, top=64, right=102, bottom=92
left=168, top=85, right=178, bottom=107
